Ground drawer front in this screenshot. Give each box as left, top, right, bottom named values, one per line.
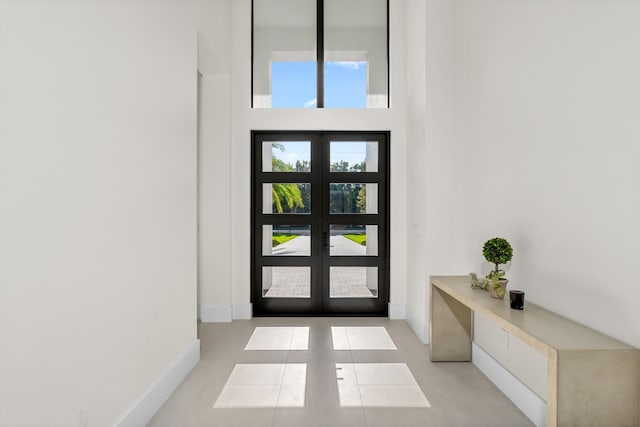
left=474, top=312, right=548, bottom=400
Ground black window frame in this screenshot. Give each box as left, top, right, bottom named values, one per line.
left=251, top=0, right=390, bottom=109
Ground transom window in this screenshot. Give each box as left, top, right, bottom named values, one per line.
left=252, top=0, right=389, bottom=109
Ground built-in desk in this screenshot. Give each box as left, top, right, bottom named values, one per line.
left=430, top=275, right=640, bottom=427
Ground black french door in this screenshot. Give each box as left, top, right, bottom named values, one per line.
left=252, top=131, right=389, bottom=316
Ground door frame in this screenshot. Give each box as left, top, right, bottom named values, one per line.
left=251, top=130, right=390, bottom=316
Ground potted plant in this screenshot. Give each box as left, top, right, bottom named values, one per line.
left=482, top=237, right=513, bottom=299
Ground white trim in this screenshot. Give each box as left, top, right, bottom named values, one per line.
left=472, top=342, right=547, bottom=427
left=232, top=303, right=252, bottom=320
left=115, top=340, right=200, bottom=427
left=388, top=303, right=406, bottom=319
left=200, top=304, right=232, bottom=323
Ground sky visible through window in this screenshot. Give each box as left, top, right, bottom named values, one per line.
left=271, top=61, right=367, bottom=108
left=272, top=141, right=311, bottom=166
left=325, top=62, right=367, bottom=108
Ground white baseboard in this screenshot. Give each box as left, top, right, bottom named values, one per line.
left=116, top=340, right=200, bottom=427
left=200, top=304, right=232, bottom=323
left=388, top=303, right=406, bottom=319
left=232, top=303, right=252, bottom=320
left=407, top=315, right=429, bottom=344
left=472, top=342, right=547, bottom=427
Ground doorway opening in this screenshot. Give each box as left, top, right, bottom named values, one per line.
left=252, top=131, right=390, bottom=315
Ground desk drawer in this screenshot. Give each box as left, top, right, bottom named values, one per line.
left=474, top=312, right=547, bottom=400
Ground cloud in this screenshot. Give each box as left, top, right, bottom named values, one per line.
left=304, top=98, right=317, bottom=108
left=332, top=61, right=366, bottom=70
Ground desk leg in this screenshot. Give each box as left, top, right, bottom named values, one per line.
left=555, top=349, right=640, bottom=427
left=429, top=284, right=472, bottom=362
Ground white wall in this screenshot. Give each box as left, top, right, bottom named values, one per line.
left=409, top=0, right=640, bottom=351
left=0, top=1, right=208, bottom=425
left=198, top=73, right=233, bottom=322
left=404, top=0, right=428, bottom=341
left=404, top=0, right=469, bottom=342
left=453, top=0, right=640, bottom=349
left=196, top=1, right=234, bottom=322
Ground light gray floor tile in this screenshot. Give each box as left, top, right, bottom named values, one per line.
left=245, top=326, right=309, bottom=350
left=272, top=407, right=368, bottom=427
left=148, top=318, right=534, bottom=427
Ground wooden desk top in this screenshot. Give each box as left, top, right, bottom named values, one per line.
left=431, top=275, right=635, bottom=354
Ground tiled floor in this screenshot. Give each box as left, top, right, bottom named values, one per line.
left=245, top=327, right=310, bottom=351
left=213, top=363, right=307, bottom=408
left=148, top=318, right=535, bottom=427
left=335, top=363, right=430, bottom=408
left=331, top=326, right=396, bottom=350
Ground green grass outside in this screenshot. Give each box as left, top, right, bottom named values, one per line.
left=272, top=234, right=299, bottom=246
left=343, top=234, right=366, bottom=246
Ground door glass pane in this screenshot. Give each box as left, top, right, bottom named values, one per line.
left=263, top=225, right=311, bottom=256
left=263, top=141, right=311, bottom=172
left=330, top=141, right=378, bottom=172
left=329, top=183, right=377, bottom=214
left=263, top=183, right=311, bottom=214
left=330, top=267, right=378, bottom=298
left=324, top=0, right=388, bottom=108
left=253, top=0, right=316, bottom=108
left=329, top=225, right=378, bottom=256
left=263, top=266, right=311, bottom=298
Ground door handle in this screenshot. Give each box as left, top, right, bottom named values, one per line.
left=323, top=232, right=329, bottom=248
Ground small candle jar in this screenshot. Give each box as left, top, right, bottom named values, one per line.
left=509, top=290, right=525, bottom=310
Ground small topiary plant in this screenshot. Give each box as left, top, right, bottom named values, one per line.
left=482, top=237, right=513, bottom=298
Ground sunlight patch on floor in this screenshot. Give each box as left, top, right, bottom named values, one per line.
left=213, top=364, right=307, bottom=408
left=336, top=363, right=430, bottom=407
left=245, top=327, right=310, bottom=350
left=331, top=326, right=397, bottom=350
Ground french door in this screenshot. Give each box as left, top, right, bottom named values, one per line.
left=252, top=131, right=389, bottom=315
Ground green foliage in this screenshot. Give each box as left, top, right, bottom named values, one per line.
left=271, top=150, right=305, bottom=213
left=330, top=160, right=351, bottom=172
left=294, top=160, right=310, bottom=172
left=330, top=183, right=362, bottom=213
left=487, top=270, right=505, bottom=281
left=482, top=237, right=513, bottom=272
left=470, top=271, right=506, bottom=298
left=487, top=270, right=506, bottom=298
left=329, top=161, right=367, bottom=213
left=272, top=183, right=304, bottom=213
left=330, top=160, right=365, bottom=172
left=271, top=157, right=291, bottom=172
left=269, top=145, right=368, bottom=214
left=343, top=234, right=366, bottom=245
left=272, top=234, right=298, bottom=247
left=356, top=186, right=366, bottom=213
